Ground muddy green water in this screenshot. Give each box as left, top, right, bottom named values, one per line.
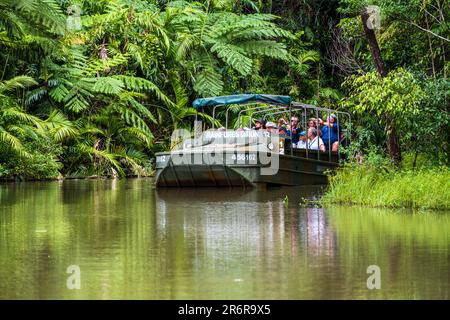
left=0, top=179, right=448, bottom=299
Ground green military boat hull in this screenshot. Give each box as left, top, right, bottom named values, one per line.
left=155, top=149, right=338, bottom=188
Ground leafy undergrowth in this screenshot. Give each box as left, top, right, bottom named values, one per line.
left=322, top=164, right=450, bottom=210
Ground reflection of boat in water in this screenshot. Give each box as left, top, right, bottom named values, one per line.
left=155, top=94, right=351, bottom=188
left=156, top=185, right=324, bottom=204
left=154, top=188, right=337, bottom=262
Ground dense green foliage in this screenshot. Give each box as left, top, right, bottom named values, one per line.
left=0, top=0, right=448, bottom=180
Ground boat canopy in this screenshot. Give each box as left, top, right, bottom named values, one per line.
left=192, top=94, right=292, bottom=110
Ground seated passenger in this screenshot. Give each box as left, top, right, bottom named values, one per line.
left=252, top=119, right=266, bottom=130
left=277, top=118, right=288, bottom=135
left=307, top=128, right=325, bottom=152
left=296, top=131, right=308, bottom=149
left=265, top=121, right=278, bottom=134
left=307, top=118, right=317, bottom=128
left=286, top=116, right=300, bottom=145
left=307, top=118, right=322, bottom=137
left=319, top=114, right=339, bottom=152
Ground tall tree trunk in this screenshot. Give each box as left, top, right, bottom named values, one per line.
left=361, top=8, right=402, bottom=164
left=361, top=10, right=387, bottom=77
left=425, top=14, right=436, bottom=79
left=386, top=119, right=402, bottom=165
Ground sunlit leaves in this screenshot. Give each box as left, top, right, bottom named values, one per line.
left=169, top=6, right=293, bottom=96
left=342, top=68, right=424, bottom=118
left=88, top=77, right=125, bottom=95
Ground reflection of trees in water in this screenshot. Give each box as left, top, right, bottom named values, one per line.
left=154, top=196, right=337, bottom=265
left=0, top=181, right=337, bottom=299
left=304, top=208, right=336, bottom=258
left=0, top=179, right=159, bottom=299
left=0, top=182, right=71, bottom=298
left=153, top=194, right=341, bottom=299
left=2, top=180, right=448, bottom=299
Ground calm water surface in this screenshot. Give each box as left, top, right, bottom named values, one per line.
left=0, top=179, right=448, bottom=299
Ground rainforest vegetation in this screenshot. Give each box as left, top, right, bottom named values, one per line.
left=0, top=0, right=448, bottom=184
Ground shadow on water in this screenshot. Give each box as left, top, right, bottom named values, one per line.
left=0, top=178, right=448, bottom=299
left=156, top=184, right=325, bottom=203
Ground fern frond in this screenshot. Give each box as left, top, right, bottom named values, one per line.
left=44, top=110, right=78, bottom=142
left=114, top=75, right=175, bottom=107
left=25, top=87, right=47, bottom=106
left=237, top=40, right=289, bottom=60
left=1, top=107, right=43, bottom=129
left=130, top=99, right=157, bottom=124
left=49, top=84, right=69, bottom=102
left=64, top=88, right=90, bottom=113
left=84, top=77, right=125, bottom=95
left=0, top=76, right=37, bottom=93
left=210, top=43, right=253, bottom=75
left=92, top=148, right=125, bottom=176
left=118, top=127, right=153, bottom=148
left=193, top=68, right=224, bottom=96
left=0, top=128, right=30, bottom=158
left=170, top=73, right=189, bottom=108
left=175, top=33, right=195, bottom=61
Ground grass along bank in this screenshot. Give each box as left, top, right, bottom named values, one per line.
left=322, top=164, right=450, bottom=210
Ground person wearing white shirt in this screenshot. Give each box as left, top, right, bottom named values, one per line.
left=307, top=128, right=325, bottom=152
left=296, top=131, right=307, bottom=149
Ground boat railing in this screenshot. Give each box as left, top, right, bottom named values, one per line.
left=230, top=103, right=350, bottom=163
left=197, top=98, right=351, bottom=164
left=237, top=104, right=288, bottom=128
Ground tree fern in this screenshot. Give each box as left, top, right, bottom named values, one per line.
left=0, top=0, right=66, bottom=36
left=210, top=43, right=253, bottom=75
left=168, top=5, right=293, bottom=96
left=86, top=77, right=125, bottom=95
left=43, top=110, right=78, bottom=142
left=0, top=75, right=37, bottom=91
left=0, top=129, right=29, bottom=157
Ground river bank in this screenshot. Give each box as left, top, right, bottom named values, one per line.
left=2, top=163, right=449, bottom=211
left=322, top=164, right=450, bottom=210
left=0, top=172, right=155, bottom=182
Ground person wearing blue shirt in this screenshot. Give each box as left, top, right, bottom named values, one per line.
left=319, top=114, right=340, bottom=152
left=286, top=116, right=301, bottom=146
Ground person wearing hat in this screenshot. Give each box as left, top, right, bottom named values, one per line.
left=296, top=130, right=308, bottom=149
left=253, top=119, right=266, bottom=130
left=319, top=114, right=339, bottom=151
left=265, top=121, right=278, bottom=134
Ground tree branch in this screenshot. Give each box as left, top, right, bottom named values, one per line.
left=408, top=21, right=450, bottom=43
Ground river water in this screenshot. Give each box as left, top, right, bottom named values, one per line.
left=0, top=178, right=448, bottom=299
